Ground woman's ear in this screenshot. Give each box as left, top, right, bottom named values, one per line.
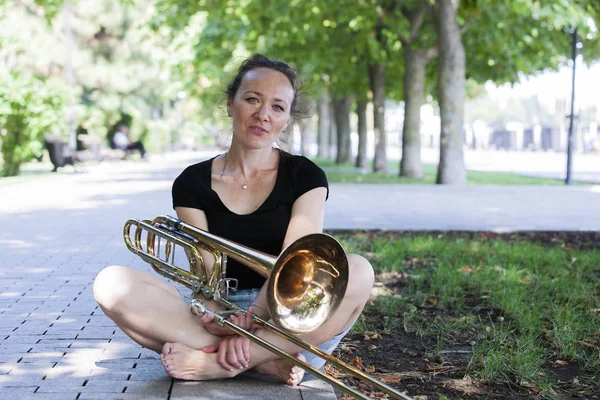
left=226, top=99, right=232, bottom=117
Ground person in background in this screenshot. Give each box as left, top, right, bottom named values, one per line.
left=113, top=125, right=146, bottom=159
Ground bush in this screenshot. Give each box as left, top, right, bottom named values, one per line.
left=0, top=73, right=71, bottom=176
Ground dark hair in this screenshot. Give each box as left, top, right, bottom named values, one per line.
left=225, top=54, right=307, bottom=120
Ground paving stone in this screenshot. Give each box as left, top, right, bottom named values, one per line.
left=12, top=326, right=50, bottom=335
left=0, top=354, right=24, bottom=363
left=27, top=344, right=71, bottom=352
left=75, top=327, right=117, bottom=340
left=0, top=344, right=34, bottom=353
left=78, top=393, right=165, bottom=400
left=0, top=362, right=57, bottom=380
left=0, top=387, right=37, bottom=399
left=18, top=353, right=66, bottom=363
left=118, top=379, right=172, bottom=395
left=34, top=386, right=83, bottom=396
left=171, top=377, right=304, bottom=400
left=84, top=371, right=131, bottom=381
left=1, top=336, right=41, bottom=344
left=16, top=394, right=80, bottom=400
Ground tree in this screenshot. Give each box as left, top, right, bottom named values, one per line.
left=435, top=0, right=467, bottom=184
left=398, top=2, right=437, bottom=179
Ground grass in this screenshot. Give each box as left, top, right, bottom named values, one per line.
left=313, top=157, right=584, bottom=185
left=334, top=232, right=600, bottom=395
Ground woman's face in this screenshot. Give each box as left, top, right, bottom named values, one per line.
left=227, top=67, right=294, bottom=150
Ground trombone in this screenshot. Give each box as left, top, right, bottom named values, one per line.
left=124, top=215, right=412, bottom=400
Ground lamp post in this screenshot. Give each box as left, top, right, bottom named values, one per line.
left=565, top=28, right=578, bottom=185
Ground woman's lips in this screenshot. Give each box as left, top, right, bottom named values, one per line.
left=250, top=125, right=268, bottom=135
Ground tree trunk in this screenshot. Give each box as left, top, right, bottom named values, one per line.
left=328, top=99, right=337, bottom=160
left=369, top=64, right=387, bottom=173
left=317, top=94, right=330, bottom=158
left=334, top=96, right=353, bottom=164
left=435, top=0, right=467, bottom=184
left=400, top=48, right=429, bottom=179
left=298, top=117, right=313, bottom=157
left=356, top=99, right=368, bottom=170
left=278, top=123, right=293, bottom=153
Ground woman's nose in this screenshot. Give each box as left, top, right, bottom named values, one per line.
left=256, top=104, right=269, bottom=120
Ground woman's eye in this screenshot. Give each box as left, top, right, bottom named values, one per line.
left=274, top=105, right=284, bottom=112
left=246, top=97, right=258, bottom=103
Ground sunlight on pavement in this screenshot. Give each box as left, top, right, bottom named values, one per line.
left=0, top=239, right=32, bottom=248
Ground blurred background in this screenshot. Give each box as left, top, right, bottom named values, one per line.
left=1, top=0, right=598, bottom=183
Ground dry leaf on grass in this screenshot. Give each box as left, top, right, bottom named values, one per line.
left=364, top=332, right=383, bottom=340
left=365, top=364, right=376, bottom=374
left=377, top=371, right=429, bottom=383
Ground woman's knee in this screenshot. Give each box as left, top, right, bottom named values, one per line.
left=348, top=254, right=375, bottom=291
left=93, top=265, right=134, bottom=311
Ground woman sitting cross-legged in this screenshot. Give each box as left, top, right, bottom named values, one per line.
left=93, top=53, right=375, bottom=385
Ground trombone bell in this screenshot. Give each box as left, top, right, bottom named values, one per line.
left=269, top=234, right=348, bottom=333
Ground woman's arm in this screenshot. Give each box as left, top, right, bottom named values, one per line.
left=174, top=206, right=215, bottom=270
left=249, top=186, right=328, bottom=318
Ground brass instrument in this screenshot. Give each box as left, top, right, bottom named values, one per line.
left=124, top=215, right=412, bottom=400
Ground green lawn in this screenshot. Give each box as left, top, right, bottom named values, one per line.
left=334, top=231, right=600, bottom=396
left=313, top=158, right=583, bottom=185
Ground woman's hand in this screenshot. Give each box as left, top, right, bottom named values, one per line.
left=203, top=334, right=252, bottom=371
left=202, top=306, right=261, bottom=370
left=200, top=309, right=253, bottom=337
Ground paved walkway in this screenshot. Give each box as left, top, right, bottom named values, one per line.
left=1, top=150, right=598, bottom=400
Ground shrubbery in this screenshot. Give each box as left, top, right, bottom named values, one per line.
left=0, top=73, right=72, bottom=176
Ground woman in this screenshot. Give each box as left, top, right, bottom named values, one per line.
left=93, top=54, right=374, bottom=386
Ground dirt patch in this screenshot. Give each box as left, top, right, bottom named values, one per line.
left=325, top=231, right=600, bottom=400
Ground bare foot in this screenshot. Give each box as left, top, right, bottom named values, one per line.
left=254, top=353, right=306, bottom=386
left=161, top=342, right=236, bottom=380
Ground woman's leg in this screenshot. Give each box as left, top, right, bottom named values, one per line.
left=162, top=254, right=374, bottom=381
left=93, top=265, right=220, bottom=353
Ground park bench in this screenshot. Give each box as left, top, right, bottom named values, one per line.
left=43, top=134, right=136, bottom=172
left=43, top=135, right=78, bottom=172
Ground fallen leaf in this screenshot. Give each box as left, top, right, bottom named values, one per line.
left=369, top=344, right=378, bottom=350
left=425, top=298, right=438, bottom=306
left=379, top=375, right=401, bottom=384
left=554, top=360, right=568, bottom=367
left=352, top=356, right=364, bottom=370
left=364, top=332, right=382, bottom=340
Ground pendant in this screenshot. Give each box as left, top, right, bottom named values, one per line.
left=242, top=185, right=248, bottom=190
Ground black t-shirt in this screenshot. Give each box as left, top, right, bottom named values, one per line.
left=171, top=149, right=329, bottom=289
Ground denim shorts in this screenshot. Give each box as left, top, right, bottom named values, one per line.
left=179, top=287, right=352, bottom=371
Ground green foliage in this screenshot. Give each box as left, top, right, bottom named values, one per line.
left=0, top=73, right=71, bottom=176
left=312, top=157, right=585, bottom=185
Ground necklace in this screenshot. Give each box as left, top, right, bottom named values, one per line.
left=221, top=152, right=248, bottom=190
